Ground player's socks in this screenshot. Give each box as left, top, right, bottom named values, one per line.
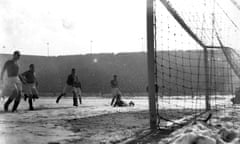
left=12, top=92, right=21, bottom=112
left=4, top=92, right=15, bottom=111
left=56, top=94, right=63, bottom=103
left=73, top=92, right=78, bottom=106
left=29, top=97, right=34, bottom=110
left=111, top=98, right=115, bottom=106
left=4, top=98, right=13, bottom=112
left=79, top=96, right=82, bottom=104
left=24, top=94, right=28, bottom=101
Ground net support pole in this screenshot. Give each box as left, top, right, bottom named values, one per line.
left=204, top=47, right=211, bottom=110
left=147, top=0, right=158, bottom=130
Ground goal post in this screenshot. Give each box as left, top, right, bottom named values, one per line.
left=147, top=0, right=158, bottom=130
left=146, top=0, right=240, bottom=130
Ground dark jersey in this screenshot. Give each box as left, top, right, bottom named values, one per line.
left=110, top=79, right=118, bottom=88
left=74, top=81, right=82, bottom=88
left=66, top=74, right=78, bottom=86
left=22, top=70, right=36, bottom=84
left=66, top=74, right=74, bottom=86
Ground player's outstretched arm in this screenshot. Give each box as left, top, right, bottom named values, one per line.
left=18, top=74, right=27, bottom=84
left=0, top=62, right=7, bottom=80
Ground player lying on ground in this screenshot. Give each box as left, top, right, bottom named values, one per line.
left=113, top=94, right=134, bottom=107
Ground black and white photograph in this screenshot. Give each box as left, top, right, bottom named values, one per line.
left=0, top=0, right=240, bottom=143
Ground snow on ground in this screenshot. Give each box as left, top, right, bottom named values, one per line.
left=0, top=96, right=239, bottom=144
left=158, top=107, right=240, bottom=144
left=0, top=96, right=150, bottom=144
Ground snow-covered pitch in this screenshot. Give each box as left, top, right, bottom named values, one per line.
left=0, top=96, right=237, bottom=144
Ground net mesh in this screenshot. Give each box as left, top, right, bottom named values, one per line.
left=154, top=0, right=240, bottom=127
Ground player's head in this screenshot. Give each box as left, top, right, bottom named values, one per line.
left=29, top=64, right=34, bottom=71
left=113, top=74, right=117, bottom=79
left=13, top=50, right=21, bottom=60
left=71, top=68, right=76, bottom=75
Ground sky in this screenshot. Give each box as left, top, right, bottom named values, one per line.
left=0, top=0, right=146, bottom=56
left=0, top=0, right=239, bottom=56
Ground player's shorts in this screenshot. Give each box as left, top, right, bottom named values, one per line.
left=23, top=83, right=39, bottom=96
left=111, top=88, right=121, bottom=97
left=2, top=76, right=22, bottom=96
left=62, top=84, right=76, bottom=94
left=75, top=87, right=82, bottom=96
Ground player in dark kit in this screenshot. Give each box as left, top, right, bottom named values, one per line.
left=0, top=51, right=22, bottom=112
left=56, top=68, right=78, bottom=106
left=113, top=94, right=127, bottom=107
left=21, top=64, right=39, bottom=110
left=110, top=75, right=122, bottom=106
left=113, top=94, right=135, bottom=107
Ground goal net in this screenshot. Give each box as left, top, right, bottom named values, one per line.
left=154, top=0, right=240, bottom=128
